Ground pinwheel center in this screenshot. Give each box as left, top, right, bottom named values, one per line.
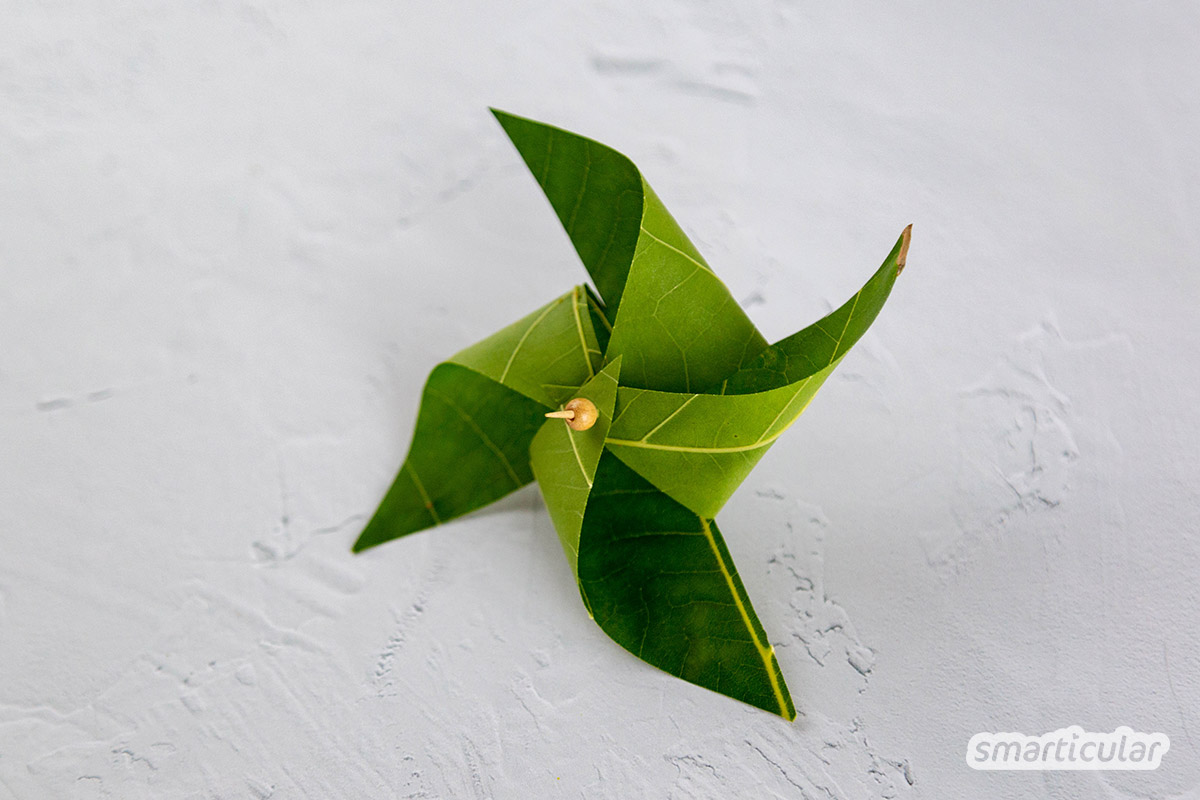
left=545, top=397, right=598, bottom=431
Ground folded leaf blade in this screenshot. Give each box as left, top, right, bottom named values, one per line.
left=578, top=452, right=795, bottom=719
left=491, top=109, right=643, bottom=319
left=356, top=285, right=605, bottom=551
left=720, top=225, right=910, bottom=394
left=605, top=181, right=767, bottom=393
left=493, top=110, right=766, bottom=393
left=604, top=228, right=907, bottom=518
left=352, top=363, right=549, bottom=552
left=530, top=358, right=622, bottom=569
left=451, top=286, right=602, bottom=408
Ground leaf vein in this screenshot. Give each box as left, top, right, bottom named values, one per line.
left=428, top=388, right=523, bottom=486
left=404, top=462, right=440, bottom=525
left=639, top=226, right=715, bottom=276
left=570, top=286, right=595, bottom=379
left=699, top=519, right=788, bottom=718
left=499, top=295, right=567, bottom=383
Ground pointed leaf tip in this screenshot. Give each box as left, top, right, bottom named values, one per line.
left=577, top=453, right=797, bottom=718
left=897, top=224, right=913, bottom=275
left=489, top=107, right=533, bottom=131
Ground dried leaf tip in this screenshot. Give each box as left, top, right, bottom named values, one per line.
left=546, top=397, right=599, bottom=431
left=896, top=224, right=913, bottom=275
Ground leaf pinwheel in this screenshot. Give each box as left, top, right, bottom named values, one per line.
left=353, top=109, right=911, bottom=719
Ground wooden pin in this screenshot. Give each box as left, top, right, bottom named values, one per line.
left=546, top=397, right=599, bottom=431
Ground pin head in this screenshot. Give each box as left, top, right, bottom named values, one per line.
left=545, top=397, right=599, bottom=431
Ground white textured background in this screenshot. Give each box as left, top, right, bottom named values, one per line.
left=3, top=2, right=1199, bottom=798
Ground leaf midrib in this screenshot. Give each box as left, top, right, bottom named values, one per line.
left=698, top=518, right=789, bottom=718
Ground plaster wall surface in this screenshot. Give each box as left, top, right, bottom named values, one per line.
left=2, top=2, right=1199, bottom=798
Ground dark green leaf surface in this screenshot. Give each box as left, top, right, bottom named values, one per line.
left=352, top=363, right=548, bottom=552
left=491, top=109, right=642, bottom=320
left=578, top=451, right=795, bottom=719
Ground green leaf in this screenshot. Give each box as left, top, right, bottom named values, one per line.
left=604, top=181, right=766, bottom=393
left=453, top=285, right=602, bottom=408
left=604, top=228, right=908, bottom=519
left=353, top=286, right=602, bottom=551
left=583, top=284, right=612, bottom=355
left=490, top=109, right=642, bottom=319
left=529, top=358, right=622, bottom=569
left=352, top=363, right=548, bottom=552
left=533, top=358, right=799, bottom=717
left=603, top=363, right=837, bottom=519
left=493, top=109, right=766, bottom=393
left=720, top=226, right=911, bottom=395
left=578, top=451, right=796, bottom=719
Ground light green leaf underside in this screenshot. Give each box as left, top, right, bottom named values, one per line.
left=578, top=452, right=795, bottom=719
left=452, top=285, right=602, bottom=408
left=605, top=181, right=767, bottom=393
left=604, top=230, right=906, bottom=518
left=530, top=358, right=622, bottom=570
left=606, top=361, right=839, bottom=519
